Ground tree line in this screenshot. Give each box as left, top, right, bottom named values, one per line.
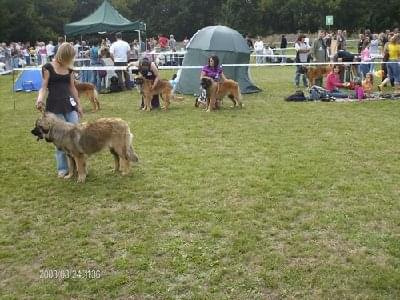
left=1, top=0, right=399, bottom=42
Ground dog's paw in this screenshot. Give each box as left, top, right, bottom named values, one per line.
left=64, top=173, right=74, bottom=179
left=77, top=176, right=86, bottom=183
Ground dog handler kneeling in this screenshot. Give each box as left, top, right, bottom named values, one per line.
left=127, top=58, right=161, bottom=109
left=196, top=55, right=227, bottom=107
left=35, top=42, right=83, bottom=178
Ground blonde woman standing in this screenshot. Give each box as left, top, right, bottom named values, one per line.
left=36, top=42, right=83, bottom=178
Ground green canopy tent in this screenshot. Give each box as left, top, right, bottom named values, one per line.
left=64, top=0, right=145, bottom=36
left=175, top=25, right=261, bottom=95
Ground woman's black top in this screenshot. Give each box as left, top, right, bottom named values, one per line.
left=43, top=63, right=74, bottom=114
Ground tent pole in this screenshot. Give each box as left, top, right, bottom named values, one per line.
left=64, top=35, right=67, bottom=42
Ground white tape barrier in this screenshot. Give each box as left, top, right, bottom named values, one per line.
left=10, top=59, right=399, bottom=72
left=251, top=54, right=296, bottom=58
left=252, top=47, right=296, bottom=51
left=0, top=70, right=12, bottom=75
left=145, top=51, right=186, bottom=56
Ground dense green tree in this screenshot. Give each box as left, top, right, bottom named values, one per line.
left=0, top=0, right=399, bottom=42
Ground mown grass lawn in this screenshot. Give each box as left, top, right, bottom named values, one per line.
left=0, top=67, right=399, bottom=299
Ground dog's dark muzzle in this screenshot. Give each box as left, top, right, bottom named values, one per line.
left=133, top=78, right=144, bottom=85
left=31, top=126, right=49, bottom=141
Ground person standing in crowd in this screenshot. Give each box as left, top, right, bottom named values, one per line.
left=73, top=40, right=81, bottom=59
left=158, top=34, right=169, bottom=51
left=11, top=43, right=20, bottom=68
left=4, top=43, right=12, bottom=70
left=100, top=48, right=115, bottom=90
left=246, top=35, right=254, bottom=50
left=357, top=33, right=365, bottom=54
left=280, top=34, right=287, bottom=63
left=254, top=36, right=264, bottom=64
left=0, top=43, right=6, bottom=67
left=294, top=34, right=310, bottom=88
left=90, top=39, right=101, bottom=91
left=23, top=43, right=31, bottom=66
left=360, top=40, right=372, bottom=78
left=183, top=37, right=190, bottom=49
left=365, top=29, right=373, bottom=41
left=381, top=34, right=400, bottom=92
left=53, top=37, right=65, bottom=57
left=130, top=40, right=139, bottom=62
left=168, top=34, right=177, bottom=51
left=110, top=32, right=131, bottom=91
left=80, top=41, right=90, bottom=82
left=312, top=30, right=328, bottom=86
left=369, top=34, right=380, bottom=72
left=39, top=42, right=47, bottom=65
left=35, top=42, right=83, bottom=178
left=337, top=30, right=346, bottom=51
left=46, top=41, right=55, bottom=62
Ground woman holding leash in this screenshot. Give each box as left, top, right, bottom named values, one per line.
left=195, top=55, right=227, bottom=107
left=127, top=57, right=161, bottom=109
left=36, top=42, right=83, bottom=178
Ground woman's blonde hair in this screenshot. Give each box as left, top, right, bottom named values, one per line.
left=54, top=42, right=75, bottom=67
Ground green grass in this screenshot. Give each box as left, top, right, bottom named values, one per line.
left=0, top=67, right=399, bottom=299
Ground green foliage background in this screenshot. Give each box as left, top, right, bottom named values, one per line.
left=1, top=0, right=399, bottom=42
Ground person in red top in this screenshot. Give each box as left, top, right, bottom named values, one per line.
left=158, top=34, right=169, bottom=50
left=325, top=65, right=350, bottom=98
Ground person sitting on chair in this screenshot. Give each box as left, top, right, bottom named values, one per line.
left=127, top=57, right=160, bottom=109
left=195, top=55, right=227, bottom=107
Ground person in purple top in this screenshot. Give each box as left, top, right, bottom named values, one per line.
left=195, top=55, right=227, bottom=107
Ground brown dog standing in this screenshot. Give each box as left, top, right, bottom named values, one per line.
left=200, top=77, right=242, bottom=111
left=74, top=80, right=100, bottom=111
left=134, top=76, right=173, bottom=111
left=31, top=112, right=138, bottom=182
left=306, top=65, right=332, bottom=87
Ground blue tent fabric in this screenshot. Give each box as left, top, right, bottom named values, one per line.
left=14, top=69, right=42, bottom=92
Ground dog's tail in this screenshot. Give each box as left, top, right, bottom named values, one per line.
left=125, top=132, right=139, bottom=162
left=94, top=89, right=100, bottom=110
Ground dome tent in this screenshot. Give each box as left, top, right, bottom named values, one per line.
left=175, top=25, right=261, bottom=95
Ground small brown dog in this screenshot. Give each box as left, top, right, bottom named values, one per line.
left=134, top=76, right=173, bottom=111
left=306, top=65, right=332, bottom=87
left=200, top=77, right=242, bottom=111
left=74, top=80, right=100, bottom=111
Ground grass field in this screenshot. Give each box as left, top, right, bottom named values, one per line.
left=0, top=67, right=399, bottom=299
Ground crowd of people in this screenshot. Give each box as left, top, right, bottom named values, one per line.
left=0, top=33, right=188, bottom=73
left=288, top=28, right=400, bottom=97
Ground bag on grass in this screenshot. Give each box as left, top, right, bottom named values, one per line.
left=109, top=76, right=121, bottom=93
left=285, top=90, right=307, bottom=102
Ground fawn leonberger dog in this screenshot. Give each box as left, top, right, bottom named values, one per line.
left=31, top=112, right=139, bottom=183
left=306, top=65, right=332, bottom=87
left=200, top=77, right=242, bottom=111
left=74, top=81, right=100, bottom=112
left=134, top=76, right=173, bottom=111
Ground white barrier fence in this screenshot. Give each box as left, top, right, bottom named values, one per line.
left=9, top=59, right=394, bottom=72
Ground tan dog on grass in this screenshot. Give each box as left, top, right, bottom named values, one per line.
left=74, top=80, right=100, bottom=112
left=134, top=76, right=173, bottom=111
left=306, top=65, right=332, bottom=87
left=31, top=112, right=138, bottom=182
left=200, top=77, right=242, bottom=111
